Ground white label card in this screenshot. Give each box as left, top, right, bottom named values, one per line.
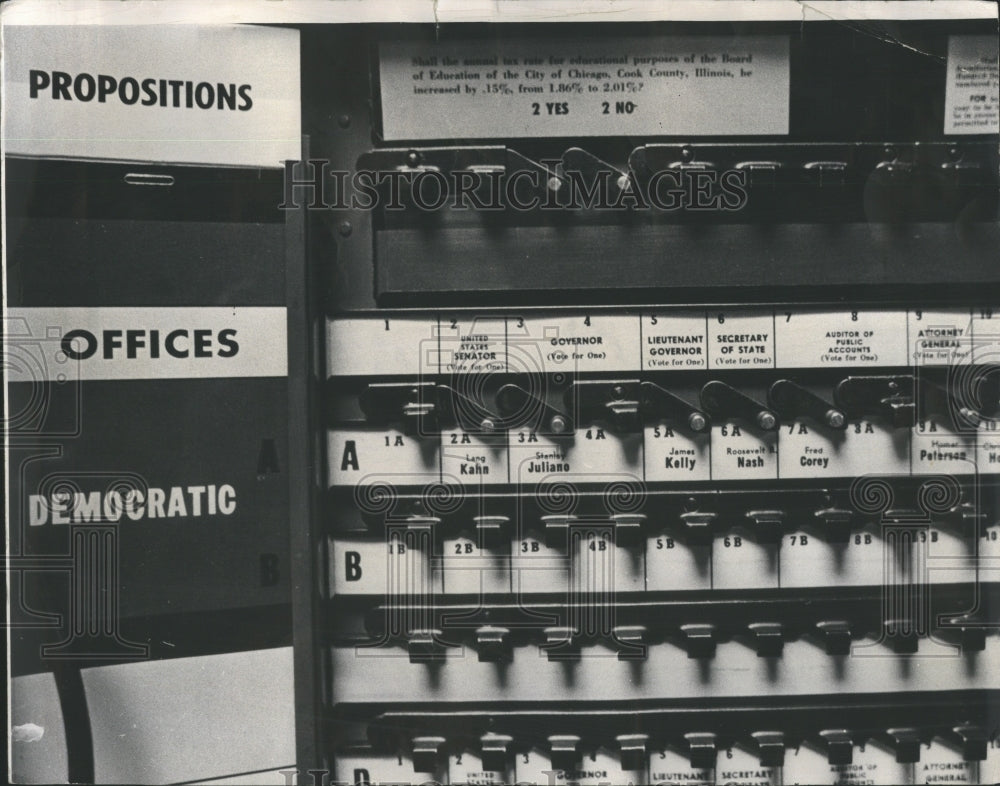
left=5, top=307, right=287, bottom=381
left=945, top=35, right=999, bottom=135
left=380, top=36, right=789, bottom=139
left=3, top=25, right=301, bottom=167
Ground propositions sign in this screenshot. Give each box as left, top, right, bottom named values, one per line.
left=2, top=24, right=300, bottom=167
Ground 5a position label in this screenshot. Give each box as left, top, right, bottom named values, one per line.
left=379, top=35, right=789, bottom=140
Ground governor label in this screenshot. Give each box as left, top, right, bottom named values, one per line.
left=945, top=35, right=999, bottom=135
left=379, top=36, right=789, bottom=140
left=518, top=314, right=638, bottom=373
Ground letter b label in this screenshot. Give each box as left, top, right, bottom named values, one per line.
left=345, top=551, right=362, bottom=581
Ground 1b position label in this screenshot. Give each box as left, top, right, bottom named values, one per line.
left=379, top=36, right=789, bottom=140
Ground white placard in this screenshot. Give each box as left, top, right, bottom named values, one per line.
left=3, top=25, right=300, bottom=167
left=775, top=309, right=908, bottom=368
left=945, top=34, right=999, bottom=135
left=380, top=36, right=789, bottom=140
left=4, top=307, right=286, bottom=380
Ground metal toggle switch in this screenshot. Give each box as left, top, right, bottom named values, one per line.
left=408, top=629, right=446, bottom=662
left=480, top=733, right=514, bottom=772
left=745, top=509, right=785, bottom=543
left=475, top=626, right=512, bottom=663
left=866, top=156, right=917, bottom=222
left=748, top=622, right=785, bottom=657
left=883, top=618, right=919, bottom=654
left=834, top=376, right=915, bottom=428
left=641, top=381, right=710, bottom=433
left=943, top=502, right=986, bottom=539
left=751, top=731, right=786, bottom=767
left=496, top=383, right=574, bottom=436
left=769, top=379, right=847, bottom=429
left=819, top=729, right=854, bottom=765
left=958, top=625, right=987, bottom=653
left=679, top=623, right=717, bottom=659
left=398, top=515, right=439, bottom=537
left=612, top=513, right=646, bottom=549
left=950, top=724, right=988, bottom=761
left=940, top=614, right=986, bottom=653
left=548, top=735, right=582, bottom=772
left=360, top=382, right=441, bottom=434
left=815, top=507, right=854, bottom=544
left=437, top=383, right=504, bottom=434
left=617, top=733, right=650, bottom=771
left=412, top=736, right=446, bottom=773
left=701, top=381, right=778, bottom=431
left=543, top=627, right=581, bottom=661
left=679, top=511, right=717, bottom=546
left=612, top=624, right=648, bottom=661
left=684, top=732, right=718, bottom=770
left=804, top=160, right=848, bottom=188
left=735, top=160, right=783, bottom=190
left=566, top=379, right=641, bottom=433
left=815, top=620, right=853, bottom=656
left=886, top=728, right=922, bottom=763
left=506, top=148, right=570, bottom=206
left=474, top=515, right=509, bottom=550
left=542, top=514, right=577, bottom=548
left=561, top=147, right=633, bottom=205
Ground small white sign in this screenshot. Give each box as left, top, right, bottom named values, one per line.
left=945, top=34, right=999, bottom=135
left=3, top=25, right=301, bottom=167
left=4, top=307, right=287, bottom=380
left=380, top=35, right=790, bottom=140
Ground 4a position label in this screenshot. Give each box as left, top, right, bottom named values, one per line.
left=379, top=35, right=789, bottom=140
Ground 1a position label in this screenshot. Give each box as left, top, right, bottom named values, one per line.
left=379, top=36, right=789, bottom=140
